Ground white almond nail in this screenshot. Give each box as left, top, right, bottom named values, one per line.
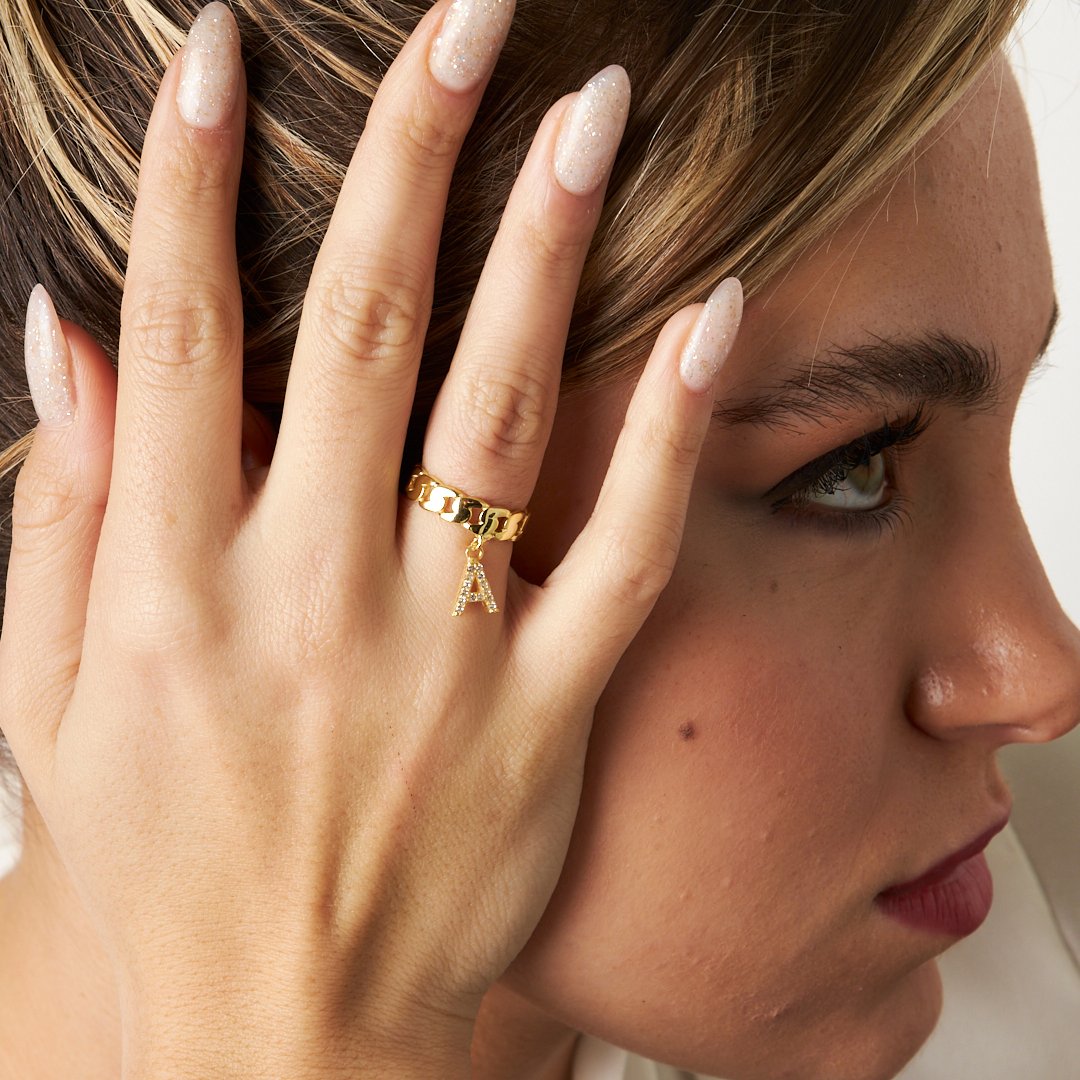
left=177, top=2, right=241, bottom=129
left=25, top=284, right=76, bottom=427
left=554, top=65, right=631, bottom=197
left=429, top=0, right=516, bottom=93
left=679, top=278, right=743, bottom=395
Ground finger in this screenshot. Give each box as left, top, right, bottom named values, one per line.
left=522, top=279, right=744, bottom=690
left=110, top=2, right=247, bottom=541
left=0, top=287, right=117, bottom=789
left=262, top=0, right=515, bottom=549
left=409, top=66, right=630, bottom=601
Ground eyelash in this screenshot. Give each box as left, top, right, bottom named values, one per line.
left=769, top=405, right=932, bottom=537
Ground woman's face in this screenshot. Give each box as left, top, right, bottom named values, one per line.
left=497, top=52, right=1080, bottom=1080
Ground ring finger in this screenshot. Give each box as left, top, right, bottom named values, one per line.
left=407, top=66, right=631, bottom=600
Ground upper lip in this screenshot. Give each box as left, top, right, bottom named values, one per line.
left=878, top=811, right=1011, bottom=898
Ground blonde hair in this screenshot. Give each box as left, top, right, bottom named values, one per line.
left=0, top=0, right=1026, bottom=776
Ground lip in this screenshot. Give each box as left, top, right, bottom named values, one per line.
left=874, top=813, right=1010, bottom=938
left=879, top=815, right=1011, bottom=898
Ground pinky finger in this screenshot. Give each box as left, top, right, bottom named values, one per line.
left=0, top=286, right=117, bottom=790
left=525, top=278, right=743, bottom=693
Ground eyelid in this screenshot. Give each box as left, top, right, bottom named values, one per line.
left=764, top=406, right=932, bottom=505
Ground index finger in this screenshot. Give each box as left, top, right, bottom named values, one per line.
left=110, top=2, right=248, bottom=543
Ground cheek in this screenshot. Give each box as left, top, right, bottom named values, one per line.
left=504, top=549, right=941, bottom=1077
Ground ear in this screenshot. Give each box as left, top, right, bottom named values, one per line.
left=241, top=399, right=276, bottom=490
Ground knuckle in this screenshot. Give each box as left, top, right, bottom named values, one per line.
left=603, top=521, right=681, bottom=609
left=160, top=138, right=235, bottom=199
left=122, top=282, right=238, bottom=377
left=103, top=567, right=226, bottom=662
left=461, top=365, right=548, bottom=463
left=269, top=541, right=353, bottom=672
left=639, top=414, right=703, bottom=471
left=516, top=215, right=586, bottom=276
left=9, top=466, right=83, bottom=553
left=310, top=261, right=427, bottom=368
left=395, top=101, right=462, bottom=171
left=279, top=588, right=346, bottom=673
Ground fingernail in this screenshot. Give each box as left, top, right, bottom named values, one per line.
left=679, top=278, right=743, bottom=395
left=554, top=65, right=631, bottom=197
left=25, top=285, right=76, bottom=427
left=429, top=0, right=516, bottom=94
left=177, top=1, right=241, bottom=129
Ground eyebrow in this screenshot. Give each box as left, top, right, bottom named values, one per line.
left=711, top=296, right=1060, bottom=429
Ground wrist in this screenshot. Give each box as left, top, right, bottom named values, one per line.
left=120, top=992, right=475, bottom=1079
left=121, top=1028, right=473, bottom=1080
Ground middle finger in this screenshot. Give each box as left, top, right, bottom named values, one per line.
left=263, top=0, right=515, bottom=543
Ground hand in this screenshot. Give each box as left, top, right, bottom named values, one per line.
left=1, top=0, right=742, bottom=1076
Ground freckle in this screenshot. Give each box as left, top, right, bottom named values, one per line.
left=678, top=722, right=696, bottom=741
left=769, top=579, right=779, bottom=593
left=995, top=239, right=1003, bottom=253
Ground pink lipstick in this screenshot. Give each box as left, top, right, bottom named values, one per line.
left=875, top=817, right=1009, bottom=937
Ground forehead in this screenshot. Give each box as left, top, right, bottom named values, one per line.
left=742, top=51, right=1053, bottom=382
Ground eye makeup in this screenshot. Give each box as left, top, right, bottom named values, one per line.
left=764, top=404, right=932, bottom=537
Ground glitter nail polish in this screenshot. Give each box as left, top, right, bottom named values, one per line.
left=176, top=1, right=241, bottom=129
left=429, top=0, right=515, bottom=94
left=679, top=278, right=743, bottom=395
left=24, top=284, right=76, bottom=427
left=553, top=65, right=631, bottom=197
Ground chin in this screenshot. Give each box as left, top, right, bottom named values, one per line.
left=758, top=960, right=945, bottom=1080
left=511, top=957, right=945, bottom=1080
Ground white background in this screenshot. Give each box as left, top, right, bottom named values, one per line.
left=1008, top=0, right=1080, bottom=624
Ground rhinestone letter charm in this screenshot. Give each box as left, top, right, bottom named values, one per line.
left=453, top=536, right=498, bottom=616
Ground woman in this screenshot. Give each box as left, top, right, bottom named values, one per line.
left=0, top=0, right=1076, bottom=1077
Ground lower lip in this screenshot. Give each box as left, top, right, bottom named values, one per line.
left=875, top=851, right=994, bottom=938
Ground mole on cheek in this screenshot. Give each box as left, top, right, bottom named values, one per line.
left=678, top=722, right=696, bottom=741
left=769, top=579, right=779, bottom=593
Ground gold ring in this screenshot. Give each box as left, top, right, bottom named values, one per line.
left=403, top=465, right=529, bottom=616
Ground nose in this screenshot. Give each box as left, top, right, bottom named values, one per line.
left=905, top=499, right=1080, bottom=747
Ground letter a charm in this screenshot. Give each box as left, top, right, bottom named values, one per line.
left=453, top=536, right=499, bottom=616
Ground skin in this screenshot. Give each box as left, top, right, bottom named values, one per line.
left=471, top=49, right=1080, bottom=1080
left=0, top=35, right=1076, bottom=1080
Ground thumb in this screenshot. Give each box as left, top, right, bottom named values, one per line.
left=0, top=284, right=116, bottom=791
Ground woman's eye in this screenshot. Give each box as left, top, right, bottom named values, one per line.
left=766, top=406, right=931, bottom=535
left=801, top=452, right=888, bottom=510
